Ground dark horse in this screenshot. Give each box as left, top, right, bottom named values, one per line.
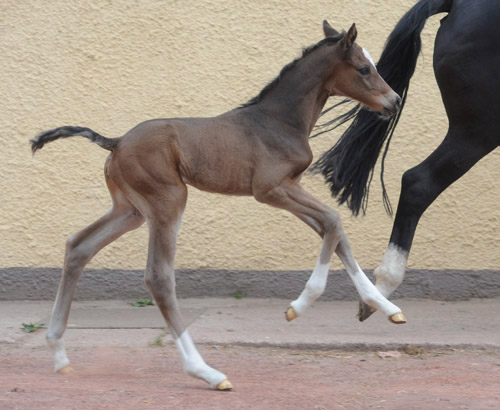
left=314, top=0, right=500, bottom=320
left=31, top=22, right=403, bottom=390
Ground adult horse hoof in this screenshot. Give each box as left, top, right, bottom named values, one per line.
left=285, top=306, right=298, bottom=322
left=389, top=312, right=406, bottom=324
left=57, top=365, right=74, bottom=374
left=216, top=380, right=233, bottom=391
left=358, top=301, right=376, bottom=322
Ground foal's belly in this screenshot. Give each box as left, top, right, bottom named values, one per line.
left=173, top=119, right=260, bottom=195
left=180, top=159, right=255, bottom=196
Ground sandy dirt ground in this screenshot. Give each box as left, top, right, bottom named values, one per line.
left=1, top=344, right=499, bottom=410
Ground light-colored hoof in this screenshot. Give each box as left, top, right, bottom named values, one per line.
left=285, top=306, right=298, bottom=322
left=389, top=312, right=407, bottom=324
left=57, top=365, right=74, bottom=374
left=215, top=379, right=233, bottom=391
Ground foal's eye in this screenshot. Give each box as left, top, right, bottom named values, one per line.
left=357, top=66, right=370, bottom=76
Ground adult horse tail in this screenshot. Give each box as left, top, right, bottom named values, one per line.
left=31, top=126, right=118, bottom=154
left=312, top=0, right=453, bottom=216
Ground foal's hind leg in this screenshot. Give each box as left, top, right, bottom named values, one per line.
left=359, top=127, right=498, bottom=321
left=254, top=178, right=405, bottom=323
left=46, top=185, right=144, bottom=372
left=143, top=186, right=232, bottom=390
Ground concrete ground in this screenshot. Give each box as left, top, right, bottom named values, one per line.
left=1, top=297, right=499, bottom=350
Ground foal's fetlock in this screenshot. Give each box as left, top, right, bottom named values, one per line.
left=382, top=301, right=406, bottom=324
left=362, top=295, right=406, bottom=325
left=285, top=299, right=305, bottom=322
left=184, top=360, right=230, bottom=390
left=286, top=279, right=324, bottom=322
left=46, top=334, right=72, bottom=372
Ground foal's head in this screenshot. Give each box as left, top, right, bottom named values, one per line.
left=323, top=21, right=401, bottom=118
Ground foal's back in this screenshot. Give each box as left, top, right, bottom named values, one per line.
left=108, top=109, right=312, bottom=199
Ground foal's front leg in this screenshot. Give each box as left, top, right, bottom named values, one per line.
left=356, top=243, right=409, bottom=321
left=145, top=214, right=232, bottom=391
left=335, top=238, right=406, bottom=323
left=255, top=178, right=405, bottom=323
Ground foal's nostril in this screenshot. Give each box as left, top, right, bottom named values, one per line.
left=394, top=95, right=402, bottom=111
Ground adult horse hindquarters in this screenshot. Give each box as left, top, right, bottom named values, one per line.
left=314, top=0, right=500, bottom=321
left=31, top=22, right=403, bottom=390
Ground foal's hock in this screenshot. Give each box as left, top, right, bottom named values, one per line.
left=32, top=21, right=403, bottom=390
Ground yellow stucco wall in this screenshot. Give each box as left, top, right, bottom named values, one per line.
left=1, top=0, right=499, bottom=272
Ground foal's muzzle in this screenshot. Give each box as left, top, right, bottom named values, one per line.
left=381, top=94, right=402, bottom=119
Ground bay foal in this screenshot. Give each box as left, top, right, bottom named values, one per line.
left=32, top=22, right=403, bottom=390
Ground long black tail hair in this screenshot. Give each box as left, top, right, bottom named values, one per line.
left=311, top=0, right=453, bottom=216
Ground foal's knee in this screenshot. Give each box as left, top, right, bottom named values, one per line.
left=64, top=235, right=91, bottom=273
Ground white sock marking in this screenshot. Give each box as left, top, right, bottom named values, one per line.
left=351, top=262, right=401, bottom=316
left=47, top=337, right=70, bottom=372
left=175, top=331, right=226, bottom=389
left=291, top=259, right=330, bottom=316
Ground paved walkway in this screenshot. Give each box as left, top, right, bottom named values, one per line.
left=1, top=298, right=499, bottom=350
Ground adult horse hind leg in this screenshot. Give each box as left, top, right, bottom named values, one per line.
left=254, top=178, right=405, bottom=324
left=46, top=177, right=145, bottom=373
left=358, top=126, right=499, bottom=321
left=142, top=185, right=232, bottom=391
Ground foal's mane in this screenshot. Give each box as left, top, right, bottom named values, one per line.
left=239, top=34, right=343, bottom=109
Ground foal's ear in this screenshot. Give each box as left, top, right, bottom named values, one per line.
left=323, top=20, right=340, bottom=37
left=340, top=23, right=358, bottom=51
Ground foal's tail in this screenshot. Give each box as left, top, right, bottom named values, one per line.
left=31, top=126, right=119, bottom=154
left=312, top=0, right=453, bottom=216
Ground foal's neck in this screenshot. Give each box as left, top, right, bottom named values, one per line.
left=256, top=46, right=336, bottom=137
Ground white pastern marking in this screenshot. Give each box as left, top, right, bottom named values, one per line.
left=374, top=244, right=408, bottom=297
left=175, top=331, right=226, bottom=389
left=351, top=262, right=400, bottom=316
left=362, top=48, right=377, bottom=69
left=291, top=260, right=330, bottom=316
left=48, top=337, right=70, bottom=372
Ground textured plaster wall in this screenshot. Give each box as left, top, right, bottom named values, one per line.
left=1, top=0, right=499, bottom=275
